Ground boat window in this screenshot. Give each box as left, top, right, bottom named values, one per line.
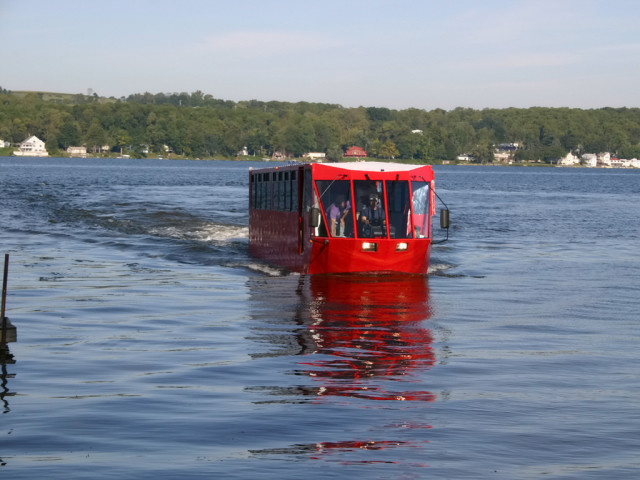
left=385, top=180, right=413, bottom=239
left=261, top=173, right=269, bottom=210
left=304, top=168, right=312, bottom=213
left=250, top=174, right=256, bottom=209
left=274, top=175, right=281, bottom=210
left=252, top=173, right=266, bottom=210
left=289, top=171, right=298, bottom=212
left=253, top=171, right=300, bottom=211
left=281, top=172, right=288, bottom=210
left=354, top=180, right=386, bottom=238
left=314, top=180, right=353, bottom=237
left=411, top=181, right=431, bottom=238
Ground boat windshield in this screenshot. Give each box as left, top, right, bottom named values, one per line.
left=354, top=180, right=385, bottom=238
left=314, top=177, right=430, bottom=240
left=411, top=181, right=431, bottom=238
left=315, top=180, right=353, bottom=237
left=352, top=180, right=412, bottom=239
left=385, top=180, right=413, bottom=239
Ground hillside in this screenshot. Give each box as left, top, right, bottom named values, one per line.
left=2, top=88, right=640, bottom=162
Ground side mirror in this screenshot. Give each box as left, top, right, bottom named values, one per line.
left=309, top=207, right=321, bottom=228
left=440, top=209, right=450, bottom=229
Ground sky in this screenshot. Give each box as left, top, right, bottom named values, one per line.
left=1, top=0, right=639, bottom=110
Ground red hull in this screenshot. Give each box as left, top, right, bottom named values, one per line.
left=249, top=209, right=310, bottom=272
left=248, top=210, right=432, bottom=274
left=306, top=238, right=432, bottom=275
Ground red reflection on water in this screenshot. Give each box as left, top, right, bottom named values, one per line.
left=251, top=438, right=429, bottom=466
left=308, top=439, right=428, bottom=464
left=299, top=274, right=436, bottom=402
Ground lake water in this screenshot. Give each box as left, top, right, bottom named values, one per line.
left=1, top=157, right=639, bottom=479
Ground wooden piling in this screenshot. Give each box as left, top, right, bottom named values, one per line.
left=1, top=254, right=16, bottom=345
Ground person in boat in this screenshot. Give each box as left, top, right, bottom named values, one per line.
left=359, top=193, right=385, bottom=237
left=326, top=194, right=351, bottom=237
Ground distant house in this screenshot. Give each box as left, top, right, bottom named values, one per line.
left=344, top=146, right=367, bottom=158
left=0, top=139, right=10, bottom=148
left=581, top=154, right=597, bottom=168
left=271, top=151, right=286, bottom=161
left=497, top=142, right=519, bottom=151
left=492, top=142, right=520, bottom=163
left=302, top=152, right=326, bottom=162
left=610, top=156, right=624, bottom=168
left=67, top=146, right=87, bottom=157
left=493, top=152, right=512, bottom=163
left=597, top=152, right=611, bottom=167
left=14, top=135, right=49, bottom=157
left=557, top=152, right=580, bottom=166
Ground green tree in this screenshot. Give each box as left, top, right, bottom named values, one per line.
left=326, top=145, right=343, bottom=162
left=378, top=139, right=399, bottom=159
left=283, top=117, right=315, bottom=156
left=4, top=89, right=640, bottom=162
left=111, top=129, right=132, bottom=155
left=470, top=141, right=494, bottom=164
left=59, top=120, right=81, bottom=149
left=85, top=118, right=107, bottom=153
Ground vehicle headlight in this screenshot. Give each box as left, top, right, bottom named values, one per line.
left=362, top=242, right=378, bottom=252
left=396, top=242, right=408, bottom=251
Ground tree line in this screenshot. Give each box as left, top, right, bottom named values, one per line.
left=2, top=88, right=640, bottom=162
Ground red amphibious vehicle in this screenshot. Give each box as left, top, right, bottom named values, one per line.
left=248, top=161, right=448, bottom=275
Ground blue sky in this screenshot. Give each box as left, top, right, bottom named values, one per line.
left=1, top=0, right=639, bottom=110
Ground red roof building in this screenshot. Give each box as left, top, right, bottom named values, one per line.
left=345, top=146, right=367, bottom=158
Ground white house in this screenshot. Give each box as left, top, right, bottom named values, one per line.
left=14, top=135, right=49, bottom=157
left=494, top=151, right=513, bottom=163
left=303, top=152, right=326, bottom=162
left=597, top=152, right=611, bottom=167
left=67, top=145, right=87, bottom=157
left=610, top=157, right=624, bottom=168
left=557, top=151, right=580, bottom=166
left=615, top=157, right=640, bottom=168
left=581, top=153, right=597, bottom=168
left=0, top=139, right=10, bottom=148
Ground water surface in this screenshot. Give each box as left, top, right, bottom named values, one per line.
left=1, top=158, right=639, bottom=478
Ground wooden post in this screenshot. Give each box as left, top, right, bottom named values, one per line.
left=1, top=254, right=8, bottom=346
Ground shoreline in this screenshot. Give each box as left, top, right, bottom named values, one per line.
left=1, top=154, right=638, bottom=169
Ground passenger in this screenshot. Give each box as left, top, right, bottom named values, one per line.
left=359, top=193, right=385, bottom=237
left=326, top=194, right=351, bottom=237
